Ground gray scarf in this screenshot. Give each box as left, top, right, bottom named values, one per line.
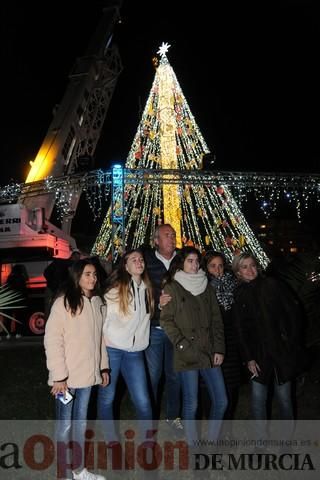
left=174, top=269, right=208, bottom=296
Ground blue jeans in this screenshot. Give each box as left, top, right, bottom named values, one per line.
left=97, top=347, right=152, bottom=441
left=55, top=386, right=92, bottom=478
left=144, top=326, right=181, bottom=419
left=251, top=379, right=294, bottom=440
left=179, top=367, right=228, bottom=445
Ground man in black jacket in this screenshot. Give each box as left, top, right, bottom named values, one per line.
left=142, top=224, right=182, bottom=433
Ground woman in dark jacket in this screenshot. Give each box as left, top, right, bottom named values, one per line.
left=204, top=251, right=241, bottom=421
left=232, top=253, right=303, bottom=439
left=160, top=247, right=228, bottom=445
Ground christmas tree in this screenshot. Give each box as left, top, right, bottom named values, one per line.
left=93, top=43, right=269, bottom=268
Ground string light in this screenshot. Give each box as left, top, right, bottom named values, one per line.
left=92, top=45, right=319, bottom=266
left=1, top=47, right=319, bottom=266
left=0, top=167, right=319, bottom=262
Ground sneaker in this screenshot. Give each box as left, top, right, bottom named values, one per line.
left=166, top=417, right=184, bottom=436
left=72, top=468, right=106, bottom=480
left=15, top=334, right=22, bottom=339
left=6, top=334, right=11, bottom=339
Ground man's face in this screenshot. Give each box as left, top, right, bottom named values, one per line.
left=155, top=226, right=176, bottom=257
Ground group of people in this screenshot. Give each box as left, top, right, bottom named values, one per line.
left=43, top=224, right=306, bottom=479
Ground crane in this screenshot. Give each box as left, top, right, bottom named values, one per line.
left=0, top=1, right=123, bottom=333
left=20, top=1, right=123, bottom=235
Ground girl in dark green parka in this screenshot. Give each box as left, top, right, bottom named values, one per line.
left=160, top=247, right=228, bottom=445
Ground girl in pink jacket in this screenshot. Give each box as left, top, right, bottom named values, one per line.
left=44, top=258, right=109, bottom=480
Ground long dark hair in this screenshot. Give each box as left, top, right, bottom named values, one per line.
left=62, top=258, right=103, bottom=316
left=203, top=250, right=227, bottom=278
left=163, top=246, right=202, bottom=286
left=106, top=249, right=154, bottom=317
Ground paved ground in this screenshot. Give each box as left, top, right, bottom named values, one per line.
left=1, top=336, right=319, bottom=421
left=0, top=337, right=319, bottom=480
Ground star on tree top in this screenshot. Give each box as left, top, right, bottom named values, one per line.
left=157, top=42, right=171, bottom=57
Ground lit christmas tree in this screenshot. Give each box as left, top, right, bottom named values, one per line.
left=93, top=43, right=269, bottom=268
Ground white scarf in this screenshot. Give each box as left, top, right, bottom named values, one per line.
left=174, top=269, right=208, bottom=296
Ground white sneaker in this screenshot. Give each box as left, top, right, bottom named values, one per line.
left=72, top=468, right=106, bottom=480
left=166, top=417, right=184, bottom=431
left=166, top=417, right=184, bottom=438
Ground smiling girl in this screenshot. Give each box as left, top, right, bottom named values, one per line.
left=44, top=258, right=109, bottom=480
left=97, top=249, right=154, bottom=441
left=232, top=252, right=304, bottom=443
left=160, top=246, right=228, bottom=445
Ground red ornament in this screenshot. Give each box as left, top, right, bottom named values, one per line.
left=216, top=186, right=224, bottom=195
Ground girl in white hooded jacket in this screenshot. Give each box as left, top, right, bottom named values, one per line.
left=97, top=249, right=154, bottom=441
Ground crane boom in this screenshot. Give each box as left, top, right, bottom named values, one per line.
left=20, top=2, right=123, bottom=234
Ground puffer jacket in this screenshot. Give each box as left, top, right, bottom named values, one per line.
left=44, top=295, right=109, bottom=388
left=160, top=280, right=225, bottom=371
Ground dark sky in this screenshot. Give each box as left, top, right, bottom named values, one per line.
left=1, top=0, right=320, bottom=187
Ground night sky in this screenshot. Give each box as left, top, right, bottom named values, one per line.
left=2, top=0, right=320, bottom=187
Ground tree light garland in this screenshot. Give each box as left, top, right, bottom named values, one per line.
left=1, top=45, right=319, bottom=266
left=91, top=45, right=319, bottom=266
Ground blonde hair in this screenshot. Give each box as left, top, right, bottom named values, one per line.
left=232, top=252, right=261, bottom=277
left=106, top=249, right=154, bottom=317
